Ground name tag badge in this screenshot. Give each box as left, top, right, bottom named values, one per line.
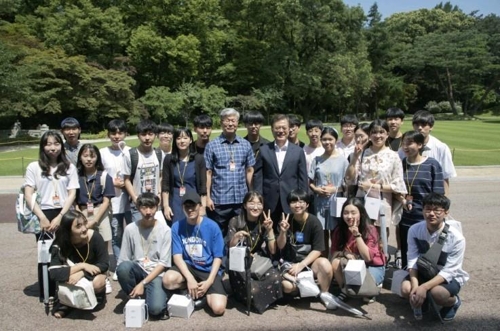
left=229, top=161, right=236, bottom=172
left=179, top=186, right=186, bottom=197
left=87, top=202, right=94, bottom=214
left=52, top=195, right=61, bottom=207
left=295, top=231, right=304, bottom=243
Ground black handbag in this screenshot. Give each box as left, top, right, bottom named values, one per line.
left=416, top=224, right=449, bottom=281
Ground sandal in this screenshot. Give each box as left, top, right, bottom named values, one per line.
left=52, top=302, right=73, bottom=319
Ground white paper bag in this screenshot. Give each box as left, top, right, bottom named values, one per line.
left=168, top=294, right=195, bottom=318
left=344, top=260, right=367, bottom=286
left=364, top=184, right=381, bottom=220
left=329, top=194, right=347, bottom=218
left=391, top=269, right=409, bottom=297
left=37, top=232, right=54, bottom=263
left=125, top=299, right=148, bottom=328
left=296, top=268, right=320, bottom=298
left=229, top=242, right=246, bottom=272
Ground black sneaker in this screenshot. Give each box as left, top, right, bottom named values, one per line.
left=160, top=308, right=170, bottom=320
left=194, top=296, right=207, bottom=310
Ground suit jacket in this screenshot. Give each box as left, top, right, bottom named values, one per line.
left=254, top=141, right=308, bottom=214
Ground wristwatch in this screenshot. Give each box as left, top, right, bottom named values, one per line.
left=142, top=280, right=148, bottom=286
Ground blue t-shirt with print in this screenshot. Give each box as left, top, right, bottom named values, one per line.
left=172, top=216, right=224, bottom=274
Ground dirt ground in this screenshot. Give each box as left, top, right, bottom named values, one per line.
left=1, top=174, right=499, bottom=330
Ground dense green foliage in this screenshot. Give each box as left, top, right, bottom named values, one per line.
left=1, top=1, right=499, bottom=131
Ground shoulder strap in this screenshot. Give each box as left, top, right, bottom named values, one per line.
left=155, top=148, right=163, bottom=171
left=422, top=223, right=450, bottom=264
left=129, top=147, right=138, bottom=181
left=100, top=170, right=108, bottom=194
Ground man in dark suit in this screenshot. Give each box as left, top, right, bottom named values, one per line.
left=254, top=114, right=308, bottom=223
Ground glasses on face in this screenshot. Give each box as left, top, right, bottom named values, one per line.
left=247, top=203, right=263, bottom=209
left=423, top=207, right=446, bottom=215
left=342, top=124, right=356, bottom=129
left=290, top=200, right=307, bottom=205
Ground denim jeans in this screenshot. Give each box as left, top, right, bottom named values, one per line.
left=116, top=261, right=168, bottom=316
left=110, top=211, right=132, bottom=259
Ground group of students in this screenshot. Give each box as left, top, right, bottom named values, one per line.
left=24, top=109, right=467, bottom=321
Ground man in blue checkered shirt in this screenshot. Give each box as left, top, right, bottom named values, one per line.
left=204, top=108, right=255, bottom=236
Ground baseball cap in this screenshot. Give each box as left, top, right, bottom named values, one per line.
left=182, top=191, right=201, bottom=205
left=61, top=117, right=80, bottom=128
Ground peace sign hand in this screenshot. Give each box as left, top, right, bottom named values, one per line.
left=279, top=213, right=290, bottom=232
left=262, top=209, right=273, bottom=231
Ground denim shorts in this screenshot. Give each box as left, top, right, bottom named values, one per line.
left=440, top=278, right=461, bottom=297
left=368, top=266, right=385, bottom=286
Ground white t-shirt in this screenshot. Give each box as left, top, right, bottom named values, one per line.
left=303, top=145, right=325, bottom=172
left=123, top=149, right=161, bottom=196
left=100, top=146, right=131, bottom=214
left=336, top=139, right=355, bottom=159
left=24, top=162, right=79, bottom=210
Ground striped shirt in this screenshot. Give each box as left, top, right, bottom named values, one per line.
left=205, top=134, right=255, bottom=205
left=401, top=157, right=445, bottom=227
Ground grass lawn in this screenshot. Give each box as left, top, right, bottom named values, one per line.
left=1, top=119, right=499, bottom=176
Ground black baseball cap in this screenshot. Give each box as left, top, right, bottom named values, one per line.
left=182, top=191, right=201, bottom=205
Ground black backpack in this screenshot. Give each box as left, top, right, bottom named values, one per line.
left=129, top=147, right=163, bottom=181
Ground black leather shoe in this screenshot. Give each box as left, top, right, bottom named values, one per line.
left=194, top=296, right=207, bottom=310
left=160, top=308, right=170, bottom=320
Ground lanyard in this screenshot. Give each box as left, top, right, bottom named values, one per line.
left=73, top=242, right=89, bottom=263
left=405, top=161, right=422, bottom=193
left=245, top=222, right=261, bottom=252
left=140, top=222, right=157, bottom=258
left=224, top=142, right=234, bottom=162
left=84, top=171, right=97, bottom=202
left=290, top=215, right=307, bottom=244
left=176, top=161, right=188, bottom=186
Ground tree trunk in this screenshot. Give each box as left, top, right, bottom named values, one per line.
left=446, top=68, right=458, bottom=115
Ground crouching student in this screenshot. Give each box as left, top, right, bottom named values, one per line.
left=330, top=198, right=386, bottom=303
left=401, top=193, right=468, bottom=321
left=163, top=191, right=227, bottom=316
left=116, top=193, right=171, bottom=320
left=277, top=189, right=338, bottom=310
left=49, top=211, right=109, bottom=318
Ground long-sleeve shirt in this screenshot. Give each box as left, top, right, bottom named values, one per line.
left=407, top=221, right=469, bottom=287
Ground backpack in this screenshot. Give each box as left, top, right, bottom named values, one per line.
left=16, top=184, right=41, bottom=234
left=129, top=147, right=163, bottom=181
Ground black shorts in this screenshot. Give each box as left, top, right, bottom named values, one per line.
left=439, top=278, right=461, bottom=297
left=169, top=264, right=226, bottom=296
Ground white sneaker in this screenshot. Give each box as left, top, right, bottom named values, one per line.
left=106, top=278, right=112, bottom=294
left=320, top=292, right=338, bottom=310
left=112, top=272, right=118, bottom=281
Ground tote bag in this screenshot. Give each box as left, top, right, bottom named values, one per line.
left=57, top=258, right=97, bottom=310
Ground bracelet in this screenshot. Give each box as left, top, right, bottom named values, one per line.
left=354, top=234, right=361, bottom=238
left=267, top=236, right=275, bottom=241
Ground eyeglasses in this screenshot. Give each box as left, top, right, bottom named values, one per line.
left=342, top=124, right=356, bottom=129
left=423, top=207, right=446, bottom=215
left=247, top=203, right=263, bottom=209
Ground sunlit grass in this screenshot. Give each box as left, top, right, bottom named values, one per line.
left=1, top=119, right=499, bottom=176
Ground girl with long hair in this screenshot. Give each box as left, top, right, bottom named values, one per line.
left=24, top=130, right=79, bottom=304
left=49, top=211, right=109, bottom=318
left=330, top=198, right=386, bottom=302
